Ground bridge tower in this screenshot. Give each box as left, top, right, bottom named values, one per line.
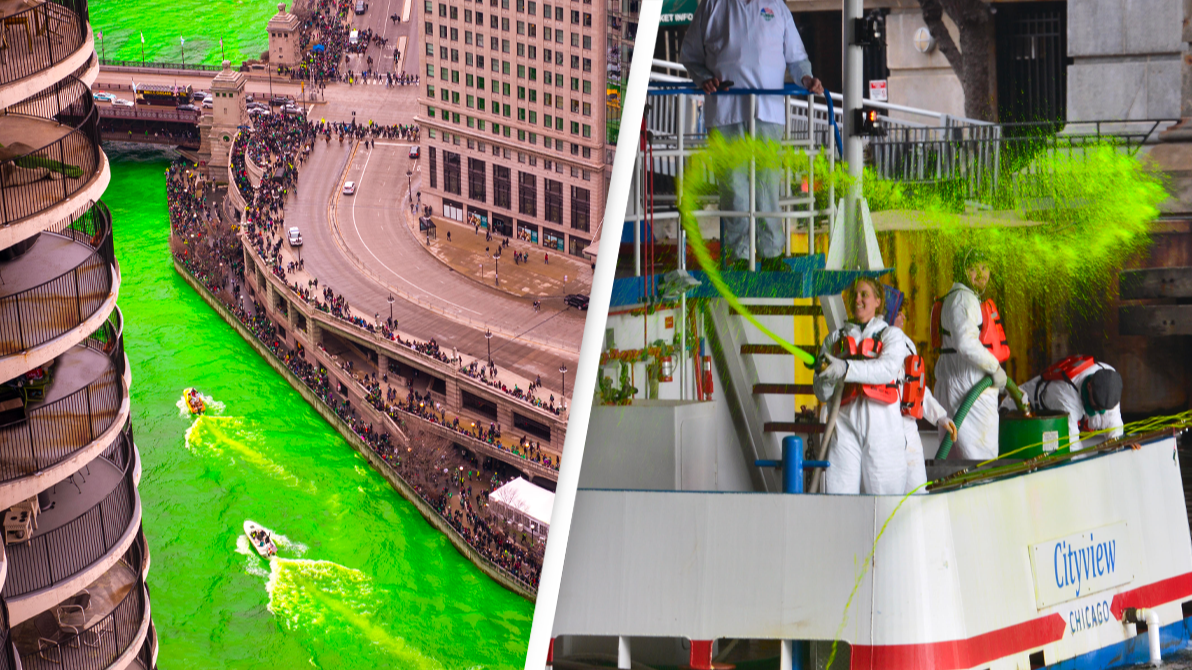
left=268, top=4, right=301, bottom=69
left=206, top=60, right=248, bottom=180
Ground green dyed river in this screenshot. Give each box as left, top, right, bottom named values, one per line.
left=106, top=146, right=533, bottom=668
left=91, top=0, right=277, bottom=65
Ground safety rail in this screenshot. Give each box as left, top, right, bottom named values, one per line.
left=0, top=308, right=125, bottom=483
left=98, top=57, right=222, bottom=72
left=16, top=536, right=146, bottom=670
left=0, top=201, right=113, bottom=357
left=0, top=596, right=13, bottom=670
left=133, top=621, right=155, bottom=670
left=2, top=424, right=136, bottom=599
left=0, top=76, right=101, bottom=226
left=0, top=0, right=88, bottom=88
left=632, top=83, right=836, bottom=268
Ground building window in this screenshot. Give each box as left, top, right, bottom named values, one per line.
left=427, top=43, right=435, bottom=55
left=571, top=54, right=579, bottom=69
left=583, top=12, right=591, bottom=26
left=528, top=0, right=536, bottom=14
left=583, top=80, right=591, bottom=93
left=451, top=27, right=459, bottom=41
left=583, top=124, right=591, bottom=137
left=429, top=147, right=438, bottom=188
left=502, top=17, right=510, bottom=31
left=555, top=6, right=563, bottom=20
left=583, top=101, right=590, bottom=116
left=440, top=25, right=447, bottom=38
left=494, top=165, right=511, bottom=208
left=450, top=6, right=458, bottom=19
left=426, top=21, right=434, bottom=34
left=428, top=84, right=435, bottom=97
left=518, top=64, right=525, bottom=78
left=570, top=9, right=579, bottom=23
left=571, top=185, right=590, bottom=231
left=569, top=236, right=589, bottom=257
left=517, top=20, right=525, bottom=34
left=519, top=171, right=537, bottom=216
left=583, top=35, right=591, bottom=49
left=451, top=49, right=460, bottom=62
left=469, top=157, right=487, bottom=202
left=444, top=151, right=462, bottom=195
left=545, top=178, right=563, bottom=224
left=583, top=58, right=591, bottom=72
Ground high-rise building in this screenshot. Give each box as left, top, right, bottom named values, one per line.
left=418, top=0, right=609, bottom=258
left=0, top=1, right=157, bottom=668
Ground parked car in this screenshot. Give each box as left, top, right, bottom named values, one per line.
left=245, top=94, right=255, bottom=103
left=287, top=227, right=303, bottom=247
left=408, top=146, right=421, bottom=159
left=355, top=0, right=367, bottom=13
left=92, top=91, right=116, bottom=102
left=269, top=95, right=290, bottom=107
left=176, top=104, right=199, bottom=112
left=342, top=181, right=357, bottom=195
left=112, top=98, right=134, bottom=107
left=202, top=95, right=214, bottom=109
left=248, top=107, right=270, bottom=116
left=565, top=294, right=589, bottom=310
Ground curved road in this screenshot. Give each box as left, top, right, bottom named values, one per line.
left=287, top=130, right=584, bottom=389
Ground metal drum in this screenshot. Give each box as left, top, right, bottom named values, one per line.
left=999, top=410, right=1070, bottom=458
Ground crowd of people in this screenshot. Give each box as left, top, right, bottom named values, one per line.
left=460, top=360, right=562, bottom=416
left=292, top=0, right=354, bottom=86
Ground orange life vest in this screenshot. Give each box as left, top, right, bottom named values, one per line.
left=1034, top=355, right=1096, bottom=413
left=931, top=291, right=1012, bottom=364
left=979, top=299, right=1011, bottom=363
left=833, top=331, right=899, bottom=405
left=901, top=355, right=925, bottom=418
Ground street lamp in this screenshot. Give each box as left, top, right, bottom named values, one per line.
left=493, top=252, right=500, bottom=286
left=387, top=293, right=395, bottom=323
left=485, top=328, right=493, bottom=367
left=559, top=363, right=568, bottom=410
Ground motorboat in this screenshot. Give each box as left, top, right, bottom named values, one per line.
left=244, top=520, right=277, bottom=558
left=183, top=388, right=205, bottom=415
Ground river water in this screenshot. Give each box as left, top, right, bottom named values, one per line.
left=106, top=146, right=533, bottom=668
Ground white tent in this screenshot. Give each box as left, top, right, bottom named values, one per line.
left=489, top=477, right=554, bottom=542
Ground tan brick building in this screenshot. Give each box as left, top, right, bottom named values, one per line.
left=417, top=0, right=609, bottom=258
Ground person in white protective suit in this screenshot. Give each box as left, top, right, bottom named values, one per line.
left=999, top=356, right=1124, bottom=451
left=932, top=250, right=1009, bottom=460
left=893, top=309, right=957, bottom=493
left=814, top=278, right=908, bottom=494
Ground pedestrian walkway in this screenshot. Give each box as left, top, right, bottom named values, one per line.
left=409, top=209, right=593, bottom=299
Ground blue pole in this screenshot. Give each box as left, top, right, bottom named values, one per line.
left=755, top=436, right=828, bottom=493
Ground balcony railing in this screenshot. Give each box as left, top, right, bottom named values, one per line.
left=0, top=0, right=89, bottom=88
left=0, top=310, right=125, bottom=483
left=0, top=596, right=15, bottom=670
left=0, top=76, right=101, bottom=226
left=16, top=536, right=147, bottom=670
left=98, top=57, right=222, bottom=72
left=0, top=201, right=114, bottom=357
left=2, top=424, right=136, bottom=599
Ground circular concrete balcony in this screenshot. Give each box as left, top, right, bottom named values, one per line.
left=0, top=75, right=106, bottom=251
left=0, top=0, right=93, bottom=110
left=0, top=310, right=128, bottom=510
left=10, top=536, right=149, bottom=670
left=0, top=201, right=116, bottom=382
left=2, top=424, right=139, bottom=606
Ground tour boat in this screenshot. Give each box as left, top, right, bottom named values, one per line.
left=244, top=520, right=277, bottom=558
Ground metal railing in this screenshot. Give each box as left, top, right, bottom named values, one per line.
left=0, top=0, right=88, bottom=88
left=0, top=201, right=113, bottom=357
left=98, top=57, right=222, bottom=72
left=0, top=596, right=14, bottom=670
left=0, top=76, right=101, bottom=226
left=2, top=425, right=136, bottom=599
left=0, top=308, right=125, bottom=483
left=17, top=536, right=147, bottom=670
left=133, top=621, right=156, bottom=670
left=870, top=124, right=1004, bottom=193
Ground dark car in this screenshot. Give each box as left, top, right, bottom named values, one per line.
left=565, top=294, right=589, bottom=310
left=408, top=146, right=421, bottom=159
left=269, top=95, right=291, bottom=107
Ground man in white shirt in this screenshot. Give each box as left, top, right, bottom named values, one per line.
left=679, top=0, right=823, bottom=270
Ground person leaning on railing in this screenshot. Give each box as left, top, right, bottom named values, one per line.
left=679, top=0, right=824, bottom=272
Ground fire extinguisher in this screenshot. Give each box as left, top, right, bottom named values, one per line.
left=702, top=355, right=713, bottom=400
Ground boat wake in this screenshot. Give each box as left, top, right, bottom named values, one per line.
left=264, top=558, right=446, bottom=669
left=183, top=415, right=317, bottom=494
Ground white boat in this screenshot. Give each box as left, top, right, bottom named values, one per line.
left=244, top=520, right=276, bottom=558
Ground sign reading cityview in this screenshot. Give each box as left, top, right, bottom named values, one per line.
left=1029, top=522, right=1132, bottom=609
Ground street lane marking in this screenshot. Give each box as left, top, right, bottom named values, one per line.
left=402, top=0, right=412, bottom=22
left=349, top=147, right=482, bottom=315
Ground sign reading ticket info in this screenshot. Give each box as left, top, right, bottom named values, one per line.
left=1029, top=522, right=1132, bottom=609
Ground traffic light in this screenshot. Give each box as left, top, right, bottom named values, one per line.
left=851, top=15, right=885, bottom=48
left=853, top=108, right=885, bottom=137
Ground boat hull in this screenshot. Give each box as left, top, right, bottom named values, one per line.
left=554, top=434, right=1192, bottom=669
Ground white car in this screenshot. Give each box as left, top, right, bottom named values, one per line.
left=202, top=96, right=213, bottom=109
left=112, top=98, right=134, bottom=107
left=343, top=181, right=357, bottom=195
left=92, top=91, right=116, bottom=102
left=287, top=227, right=303, bottom=246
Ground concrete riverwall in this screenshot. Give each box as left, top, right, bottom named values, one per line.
left=173, top=260, right=537, bottom=601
